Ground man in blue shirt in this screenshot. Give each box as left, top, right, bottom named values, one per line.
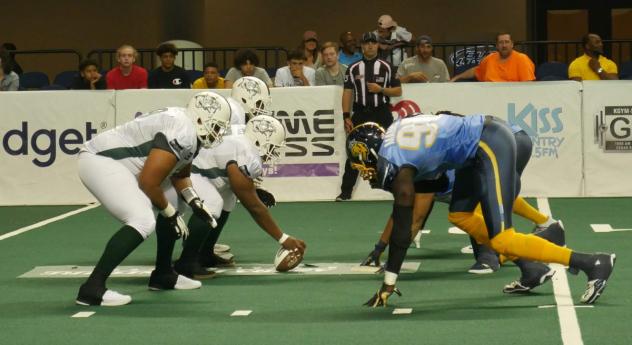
left=347, top=113, right=616, bottom=307
left=338, top=31, right=362, bottom=66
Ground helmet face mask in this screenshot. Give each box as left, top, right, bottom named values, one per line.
left=346, top=122, right=385, bottom=187
left=187, top=92, right=232, bottom=149
left=245, top=115, right=286, bottom=165
left=231, top=76, right=273, bottom=119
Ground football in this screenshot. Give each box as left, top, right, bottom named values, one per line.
left=274, top=247, right=303, bottom=272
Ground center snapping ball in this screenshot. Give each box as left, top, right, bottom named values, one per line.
left=274, top=247, right=303, bottom=272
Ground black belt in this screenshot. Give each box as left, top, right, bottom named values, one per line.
left=353, top=103, right=390, bottom=112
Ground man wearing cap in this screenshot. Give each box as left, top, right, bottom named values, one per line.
left=398, top=35, right=450, bottom=83
left=374, top=14, right=412, bottom=67
left=336, top=32, right=402, bottom=201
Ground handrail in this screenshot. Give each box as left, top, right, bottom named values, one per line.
left=86, top=47, right=289, bottom=72
left=7, top=49, right=83, bottom=66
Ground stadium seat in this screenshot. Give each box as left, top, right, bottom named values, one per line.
left=186, top=70, right=203, bottom=82
left=536, top=62, right=568, bottom=81
left=619, top=61, right=632, bottom=80
left=266, top=67, right=277, bottom=79
left=53, top=71, right=78, bottom=89
left=40, top=84, right=67, bottom=90
left=19, top=71, right=50, bottom=90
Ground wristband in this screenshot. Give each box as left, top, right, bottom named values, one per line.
left=160, top=203, right=177, bottom=218
left=180, top=187, right=198, bottom=204
left=343, top=112, right=351, bottom=119
left=278, top=233, right=290, bottom=244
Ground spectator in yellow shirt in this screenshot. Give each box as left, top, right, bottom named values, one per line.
left=568, top=33, right=618, bottom=81
left=192, top=62, right=225, bottom=89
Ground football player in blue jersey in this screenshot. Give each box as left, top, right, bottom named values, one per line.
left=361, top=116, right=564, bottom=284
left=347, top=113, right=616, bottom=306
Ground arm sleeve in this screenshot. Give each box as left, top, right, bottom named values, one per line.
left=567, top=60, right=581, bottom=79
left=315, top=69, right=325, bottom=86
left=518, top=54, right=536, bottom=81
left=604, top=59, right=618, bottom=74
left=343, top=65, right=354, bottom=89
left=306, top=67, right=316, bottom=86
left=396, top=63, right=406, bottom=78
left=394, top=26, right=413, bottom=42
left=139, top=68, right=148, bottom=88
left=224, top=68, right=238, bottom=82
left=152, top=132, right=176, bottom=156
left=440, top=60, right=450, bottom=81
left=274, top=68, right=284, bottom=87
left=390, top=63, right=401, bottom=87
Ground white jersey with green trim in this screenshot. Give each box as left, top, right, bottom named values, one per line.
left=192, top=134, right=263, bottom=194
left=83, top=107, right=198, bottom=176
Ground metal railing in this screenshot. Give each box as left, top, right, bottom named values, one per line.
left=390, top=40, right=632, bottom=77
left=87, top=47, right=288, bottom=73
left=7, top=49, right=83, bottom=69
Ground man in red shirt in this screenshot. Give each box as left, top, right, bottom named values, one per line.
left=450, top=33, right=535, bottom=82
left=106, top=44, right=148, bottom=89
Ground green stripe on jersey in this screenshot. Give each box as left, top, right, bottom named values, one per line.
left=192, top=165, right=227, bottom=179
left=97, top=140, right=154, bottom=160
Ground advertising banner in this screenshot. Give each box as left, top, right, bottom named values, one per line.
left=582, top=80, right=632, bottom=196
left=0, top=91, right=115, bottom=205
left=394, top=81, right=583, bottom=197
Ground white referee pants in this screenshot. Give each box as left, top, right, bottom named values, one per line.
left=77, top=151, right=156, bottom=239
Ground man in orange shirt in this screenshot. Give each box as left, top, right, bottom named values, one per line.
left=451, top=33, right=535, bottom=82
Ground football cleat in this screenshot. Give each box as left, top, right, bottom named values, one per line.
left=364, top=284, right=402, bottom=307
left=503, top=262, right=554, bottom=293
left=532, top=221, right=565, bottom=247
left=148, top=270, right=202, bottom=291
left=174, top=259, right=216, bottom=279
left=335, top=192, right=351, bottom=202
left=214, top=243, right=231, bottom=253
left=468, top=261, right=499, bottom=274
left=199, top=253, right=235, bottom=268
left=76, top=284, right=131, bottom=307
left=579, top=253, right=616, bottom=304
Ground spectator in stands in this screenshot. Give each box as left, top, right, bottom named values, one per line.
left=192, top=62, right=224, bottom=89
left=315, top=42, right=347, bottom=86
left=339, top=31, right=362, bottom=66
left=71, top=59, right=106, bottom=90
left=450, top=32, right=535, bottom=82
left=0, top=49, right=19, bottom=91
left=148, top=43, right=190, bottom=89
left=569, top=33, right=619, bottom=81
left=1, top=43, right=23, bottom=75
left=300, top=30, right=322, bottom=69
left=106, top=44, right=148, bottom=90
left=274, top=50, right=316, bottom=87
left=398, top=35, right=450, bottom=83
left=224, top=48, right=273, bottom=88
left=374, top=14, right=412, bottom=67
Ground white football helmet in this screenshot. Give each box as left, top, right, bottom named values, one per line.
left=186, top=91, right=232, bottom=149
left=245, top=115, right=286, bottom=164
left=231, top=76, right=273, bottom=118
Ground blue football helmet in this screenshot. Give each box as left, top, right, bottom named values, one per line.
left=346, top=122, right=385, bottom=187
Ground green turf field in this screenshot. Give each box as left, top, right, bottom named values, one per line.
left=0, top=199, right=630, bottom=345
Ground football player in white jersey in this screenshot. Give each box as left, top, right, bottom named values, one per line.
left=164, top=115, right=306, bottom=278
left=231, top=76, right=273, bottom=119
left=75, top=91, right=232, bottom=307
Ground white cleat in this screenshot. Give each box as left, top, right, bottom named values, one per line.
left=174, top=275, right=202, bottom=290
left=214, top=243, right=231, bottom=253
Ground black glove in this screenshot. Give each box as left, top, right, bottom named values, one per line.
left=256, top=188, right=276, bottom=208
left=162, top=211, right=189, bottom=239
left=364, top=284, right=401, bottom=307
left=189, top=198, right=218, bottom=227
left=361, top=240, right=387, bottom=267
left=181, top=187, right=217, bottom=227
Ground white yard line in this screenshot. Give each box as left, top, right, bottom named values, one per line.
left=537, top=197, right=584, bottom=345
left=0, top=203, right=100, bottom=241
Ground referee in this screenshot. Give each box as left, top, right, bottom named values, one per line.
left=337, top=31, right=402, bottom=201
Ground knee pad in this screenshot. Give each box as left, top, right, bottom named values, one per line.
left=127, top=216, right=156, bottom=239
left=488, top=228, right=516, bottom=255
left=448, top=212, right=489, bottom=245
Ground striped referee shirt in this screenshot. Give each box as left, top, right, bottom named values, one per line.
left=344, top=56, right=400, bottom=109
